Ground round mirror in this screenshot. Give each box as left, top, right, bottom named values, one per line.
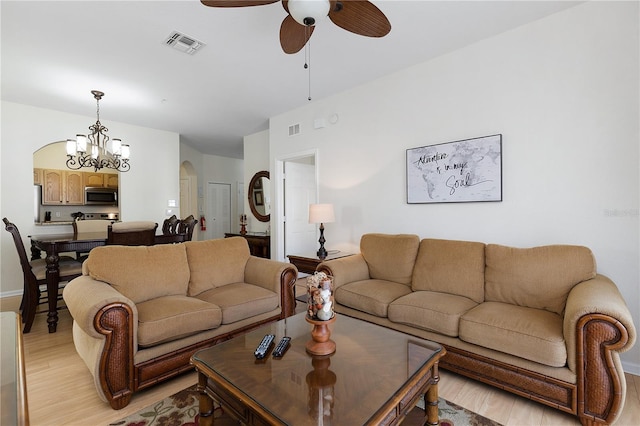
left=248, top=170, right=270, bottom=222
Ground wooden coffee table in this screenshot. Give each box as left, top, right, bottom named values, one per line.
left=191, top=312, right=445, bottom=426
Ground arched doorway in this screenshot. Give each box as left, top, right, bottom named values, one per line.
left=180, top=161, right=199, bottom=240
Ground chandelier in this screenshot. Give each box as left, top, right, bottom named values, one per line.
left=66, top=90, right=130, bottom=172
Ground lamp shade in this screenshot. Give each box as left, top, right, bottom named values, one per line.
left=309, top=203, right=335, bottom=224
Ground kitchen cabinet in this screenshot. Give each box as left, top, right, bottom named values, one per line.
left=104, top=173, right=118, bottom=189
left=84, top=172, right=118, bottom=189
left=42, top=169, right=84, bottom=205
left=33, top=168, right=43, bottom=185
left=84, top=172, right=104, bottom=188
left=36, top=168, right=118, bottom=205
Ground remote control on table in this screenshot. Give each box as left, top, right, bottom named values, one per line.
left=272, top=337, right=291, bottom=358
left=254, top=334, right=275, bottom=359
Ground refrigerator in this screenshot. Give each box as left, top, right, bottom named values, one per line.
left=34, top=185, right=42, bottom=223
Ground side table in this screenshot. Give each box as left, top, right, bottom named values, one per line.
left=287, top=252, right=354, bottom=274
left=287, top=252, right=354, bottom=302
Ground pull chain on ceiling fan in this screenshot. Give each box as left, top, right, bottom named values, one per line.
left=201, top=0, right=391, bottom=54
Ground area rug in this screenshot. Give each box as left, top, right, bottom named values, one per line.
left=108, top=384, right=502, bottom=426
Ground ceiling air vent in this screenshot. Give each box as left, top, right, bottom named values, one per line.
left=164, top=31, right=205, bottom=55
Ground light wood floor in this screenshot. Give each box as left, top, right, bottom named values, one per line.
left=19, top=308, right=640, bottom=426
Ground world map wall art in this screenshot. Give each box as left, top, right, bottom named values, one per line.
left=406, top=134, right=502, bottom=204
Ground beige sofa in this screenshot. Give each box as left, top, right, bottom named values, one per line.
left=63, top=237, right=298, bottom=409
left=317, top=234, right=636, bottom=426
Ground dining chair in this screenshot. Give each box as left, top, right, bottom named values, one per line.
left=72, top=219, right=113, bottom=261
left=3, top=217, right=83, bottom=333
left=162, top=214, right=179, bottom=235
left=178, top=215, right=198, bottom=241
left=107, top=221, right=158, bottom=246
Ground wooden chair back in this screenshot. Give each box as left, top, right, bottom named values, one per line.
left=73, top=219, right=113, bottom=234
left=107, top=221, right=158, bottom=246
left=3, top=217, right=82, bottom=333
left=162, top=215, right=179, bottom=235
left=178, top=215, right=198, bottom=241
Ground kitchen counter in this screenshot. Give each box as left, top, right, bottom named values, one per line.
left=36, top=221, right=73, bottom=226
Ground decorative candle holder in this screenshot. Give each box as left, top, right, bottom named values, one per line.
left=306, top=272, right=336, bottom=355
left=240, top=214, right=247, bottom=235
left=306, top=272, right=334, bottom=321
left=305, top=315, right=336, bottom=356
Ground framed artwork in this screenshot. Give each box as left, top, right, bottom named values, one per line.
left=406, top=134, right=502, bottom=204
left=254, top=191, right=264, bottom=206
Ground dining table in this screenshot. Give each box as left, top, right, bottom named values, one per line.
left=28, top=231, right=186, bottom=333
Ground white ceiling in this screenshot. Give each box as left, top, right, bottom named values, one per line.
left=1, top=1, right=581, bottom=159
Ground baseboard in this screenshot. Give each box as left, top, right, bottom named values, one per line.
left=0, top=292, right=22, bottom=313
left=622, top=360, right=640, bottom=376
left=1, top=289, right=22, bottom=298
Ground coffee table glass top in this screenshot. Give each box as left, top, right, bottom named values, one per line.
left=192, top=312, right=443, bottom=425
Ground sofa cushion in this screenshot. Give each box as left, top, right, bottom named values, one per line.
left=388, top=291, right=478, bottom=337
left=412, top=239, right=485, bottom=303
left=137, top=295, right=222, bottom=347
left=85, top=244, right=190, bottom=304
left=185, top=237, right=250, bottom=296
left=196, top=282, right=279, bottom=324
left=360, top=233, right=420, bottom=286
left=485, top=244, right=596, bottom=315
left=334, top=279, right=412, bottom=318
left=459, top=301, right=567, bottom=367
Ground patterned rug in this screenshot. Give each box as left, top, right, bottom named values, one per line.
left=109, top=384, right=502, bottom=426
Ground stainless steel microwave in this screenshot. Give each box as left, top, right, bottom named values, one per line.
left=85, top=187, right=118, bottom=206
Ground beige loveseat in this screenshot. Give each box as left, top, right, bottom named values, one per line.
left=317, top=234, right=636, bottom=426
left=63, top=237, right=298, bottom=409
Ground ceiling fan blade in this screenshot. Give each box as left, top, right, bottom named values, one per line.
left=201, top=0, right=279, bottom=7
left=280, top=15, right=314, bottom=54
left=329, top=0, right=391, bottom=38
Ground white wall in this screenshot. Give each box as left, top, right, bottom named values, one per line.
left=1, top=101, right=180, bottom=295
left=269, top=2, right=639, bottom=372
left=244, top=130, right=270, bottom=233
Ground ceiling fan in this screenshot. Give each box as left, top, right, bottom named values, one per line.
left=201, top=0, right=391, bottom=54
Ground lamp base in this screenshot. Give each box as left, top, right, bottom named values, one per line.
left=316, top=247, right=328, bottom=259
left=317, top=222, right=327, bottom=259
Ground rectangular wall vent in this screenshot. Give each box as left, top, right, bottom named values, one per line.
left=164, top=31, right=205, bottom=55
left=288, top=123, right=300, bottom=136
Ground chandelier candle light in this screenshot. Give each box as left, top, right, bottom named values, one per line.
left=308, top=203, right=335, bottom=259
left=66, top=90, right=130, bottom=172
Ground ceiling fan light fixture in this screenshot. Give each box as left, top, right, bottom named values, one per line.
left=288, top=0, right=330, bottom=27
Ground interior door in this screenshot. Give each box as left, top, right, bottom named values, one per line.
left=284, top=161, right=317, bottom=258
left=206, top=182, right=231, bottom=240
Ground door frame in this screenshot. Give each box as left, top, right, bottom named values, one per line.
left=274, top=149, right=318, bottom=262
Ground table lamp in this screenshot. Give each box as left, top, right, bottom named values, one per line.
left=308, top=203, right=335, bottom=259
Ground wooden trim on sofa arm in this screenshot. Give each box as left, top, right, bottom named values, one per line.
left=577, top=313, right=630, bottom=426
left=94, top=302, right=135, bottom=410
left=280, top=265, right=298, bottom=318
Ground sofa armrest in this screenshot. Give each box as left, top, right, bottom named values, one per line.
left=63, top=276, right=138, bottom=340
left=317, top=254, right=370, bottom=289
left=245, top=256, right=298, bottom=318
left=563, top=273, right=636, bottom=424
left=62, top=276, right=137, bottom=410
